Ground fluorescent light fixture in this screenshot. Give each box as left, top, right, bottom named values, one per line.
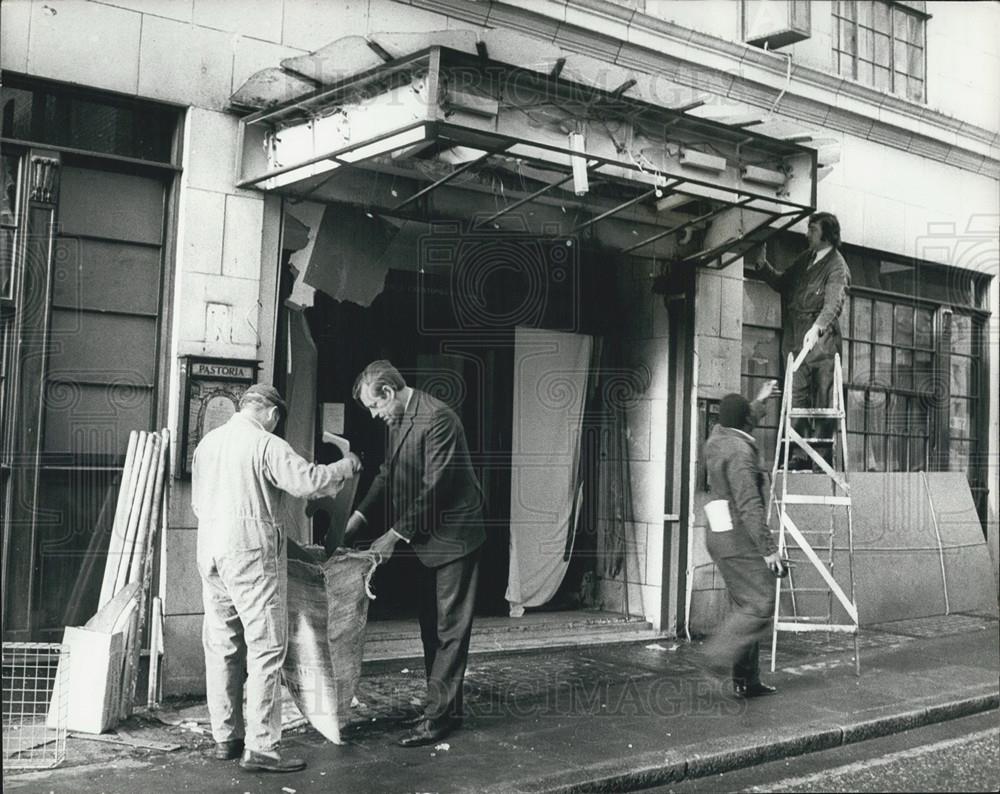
left=261, top=160, right=339, bottom=191
left=679, top=149, right=727, bottom=172
left=568, top=131, right=589, bottom=196
left=259, top=126, right=428, bottom=191
left=339, top=126, right=428, bottom=163
left=741, top=165, right=786, bottom=187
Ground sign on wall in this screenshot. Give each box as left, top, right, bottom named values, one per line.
left=178, top=356, right=258, bottom=477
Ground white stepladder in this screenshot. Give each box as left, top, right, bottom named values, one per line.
left=768, top=345, right=861, bottom=676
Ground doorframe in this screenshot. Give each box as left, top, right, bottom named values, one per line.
left=658, top=267, right=696, bottom=637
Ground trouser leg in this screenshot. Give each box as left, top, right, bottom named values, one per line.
left=418, top=565, right=439, bottom=683
left=705, top=555, right=774, bottom=686
left=813, top=356, right=838, bottom=461
left=791, top=359, right=814, bottom=441
left=217, top=540, right=288, bottom=754
left=199, top=558, right=247, bottom=745
left=733, top=640, right=761, bottom=687
left=422, top=549, right=480, bottom=722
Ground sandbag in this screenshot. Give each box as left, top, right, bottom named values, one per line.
left=283, top=540, right=378, bottom=744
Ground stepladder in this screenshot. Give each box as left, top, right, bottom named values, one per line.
left=768, top=346, right=861, bottom=676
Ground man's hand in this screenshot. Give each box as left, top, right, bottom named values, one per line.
left=343, top=451, right=362, bottom=474
left=764, top=552, right=786, bottom=577
left=751, top=242, right=769, bottom=270
left=755, top=379, right=779, bottom=404
left=370, top=530, right=400, bottom=563
left=343, top=510, right=366, bottom=542
left=802, top=324, right=822, bottom=353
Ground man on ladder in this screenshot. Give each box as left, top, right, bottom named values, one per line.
left=753, top=212, right=850, bottom=468
left=757, top=211, right=862, bottom=676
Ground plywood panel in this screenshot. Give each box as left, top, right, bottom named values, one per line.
left=48, top=310, right=157, bottom=384
left=53, top=237, right=161, bottom=315
left=58, top=166, right=164, bottom=244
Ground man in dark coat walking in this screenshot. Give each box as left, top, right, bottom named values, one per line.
left=702, top=386, right=784, bottom=697
left=345, top=360, right=486, bottom=746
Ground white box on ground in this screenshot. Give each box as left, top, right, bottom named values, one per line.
left=47, top=626, right=127, bottom=734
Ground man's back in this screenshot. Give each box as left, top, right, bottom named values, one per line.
left=193, top=413, right=284, bottom=557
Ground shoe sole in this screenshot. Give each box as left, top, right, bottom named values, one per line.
left=239, top=763, right=306, bottom=773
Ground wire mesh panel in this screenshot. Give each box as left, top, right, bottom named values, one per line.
left=2, top=642, right=69, bottom=769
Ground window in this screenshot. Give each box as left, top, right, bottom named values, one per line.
left=741, top=279, right=782, bottom=465
left=1, top=76, right=179, bottom=640
left=0, top=152, right=21, bottom=302
left=843, top=295, right=935, bottom=472
left=947, top=311, right=982, bottom=476
left=1, top=74, right=176, bottom=163
left=742, top=236, right=990, bottom=528
left=833, top=1, right=927, bottom=102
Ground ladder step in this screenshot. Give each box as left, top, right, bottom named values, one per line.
left=788, top=408, right=843, bottom=418
left=781, top=587, right=834, bottom=593
left=781, top=494, right=852, bottom=506
left=776, top=621, right=858, bottom=634
left=793, top=437, right=836, bottom=443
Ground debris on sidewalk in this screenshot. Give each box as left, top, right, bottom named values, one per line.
left=68, top=730, right=181, bottom=752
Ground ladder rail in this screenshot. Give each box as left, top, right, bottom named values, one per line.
left=770, top=349, right=860, bottom=675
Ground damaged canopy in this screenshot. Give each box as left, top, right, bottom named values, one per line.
left=233, top=30, right=827, bottom=268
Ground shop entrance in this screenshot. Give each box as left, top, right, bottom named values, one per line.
left=274, top=208, right=616, bottom=622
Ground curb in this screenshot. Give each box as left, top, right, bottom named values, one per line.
left=501, top=690, right=999, bottom=793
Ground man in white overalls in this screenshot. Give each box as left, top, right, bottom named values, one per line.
left=192, top=384, right=360, bottom=773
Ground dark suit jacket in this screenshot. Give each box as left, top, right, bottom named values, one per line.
left=357, top=389, right=486, bottom=568
left=758, top=247, right=850, bottom=363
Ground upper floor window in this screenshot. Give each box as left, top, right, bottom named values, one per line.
left=1, top=73, right=177, bottom=164
left=833, top=1, right=927, bottom=102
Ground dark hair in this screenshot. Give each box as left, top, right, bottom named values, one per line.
left=718, top=393, right=752, bottom=430
left=352, top=360, right=407, bottom=403
left=809, top=212, right=841, bottom=248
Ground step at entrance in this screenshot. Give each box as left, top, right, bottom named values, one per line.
left=363, top=610, right=657, bottom=661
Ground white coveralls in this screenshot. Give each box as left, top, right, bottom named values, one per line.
left=192, top=412, right=352, bottom=754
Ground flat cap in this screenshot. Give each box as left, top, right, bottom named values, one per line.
left=242, top=383, right=288, bottom=415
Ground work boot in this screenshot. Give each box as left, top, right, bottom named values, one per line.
left=733, top=680, right=777, bottom=698
left=209, top=738, right=244, bottom=760
left=239, top=749, right=306, bottom=773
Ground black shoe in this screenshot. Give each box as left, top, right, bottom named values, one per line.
left=209, top=739, right=243, bottom=760
left=398, top=712, right=425, bottom=728
left=733, top=681, right=777, bottom=698
left=238, top=749, right=306, bottom=773
left=398, top=718, right=457, bottom=748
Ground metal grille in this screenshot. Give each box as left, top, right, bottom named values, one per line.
left=2, top=642, right=69, bottom=769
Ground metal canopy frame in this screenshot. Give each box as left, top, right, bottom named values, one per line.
left=235, top=45, right=818, bottom=266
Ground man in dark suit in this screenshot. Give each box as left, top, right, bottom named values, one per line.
left=754, top=212, right=850, bottom=467
left=345, top=360, right=486, bottom=747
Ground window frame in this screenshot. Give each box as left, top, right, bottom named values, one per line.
left=1, top=149, right=26, bottom=308
left=740, top=235, right=990, bottom=528
left=833, top=0, right=929, bottom=103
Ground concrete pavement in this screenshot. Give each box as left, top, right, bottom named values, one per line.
left=4, top=611, right=998, bottom=793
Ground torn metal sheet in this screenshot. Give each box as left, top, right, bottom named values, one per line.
left=299, top=204, right=395, bottom=307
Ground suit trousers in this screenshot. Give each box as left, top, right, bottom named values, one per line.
left=792, top=354, right=837, bottom=457
left=704, top=554, right=774, bottom=686
left=417, top=547, right=481, bottom=722
left=198, top=538, right=288, bottom=754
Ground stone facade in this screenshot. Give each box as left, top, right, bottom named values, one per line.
left=3, top=0, right=996, bottom=694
